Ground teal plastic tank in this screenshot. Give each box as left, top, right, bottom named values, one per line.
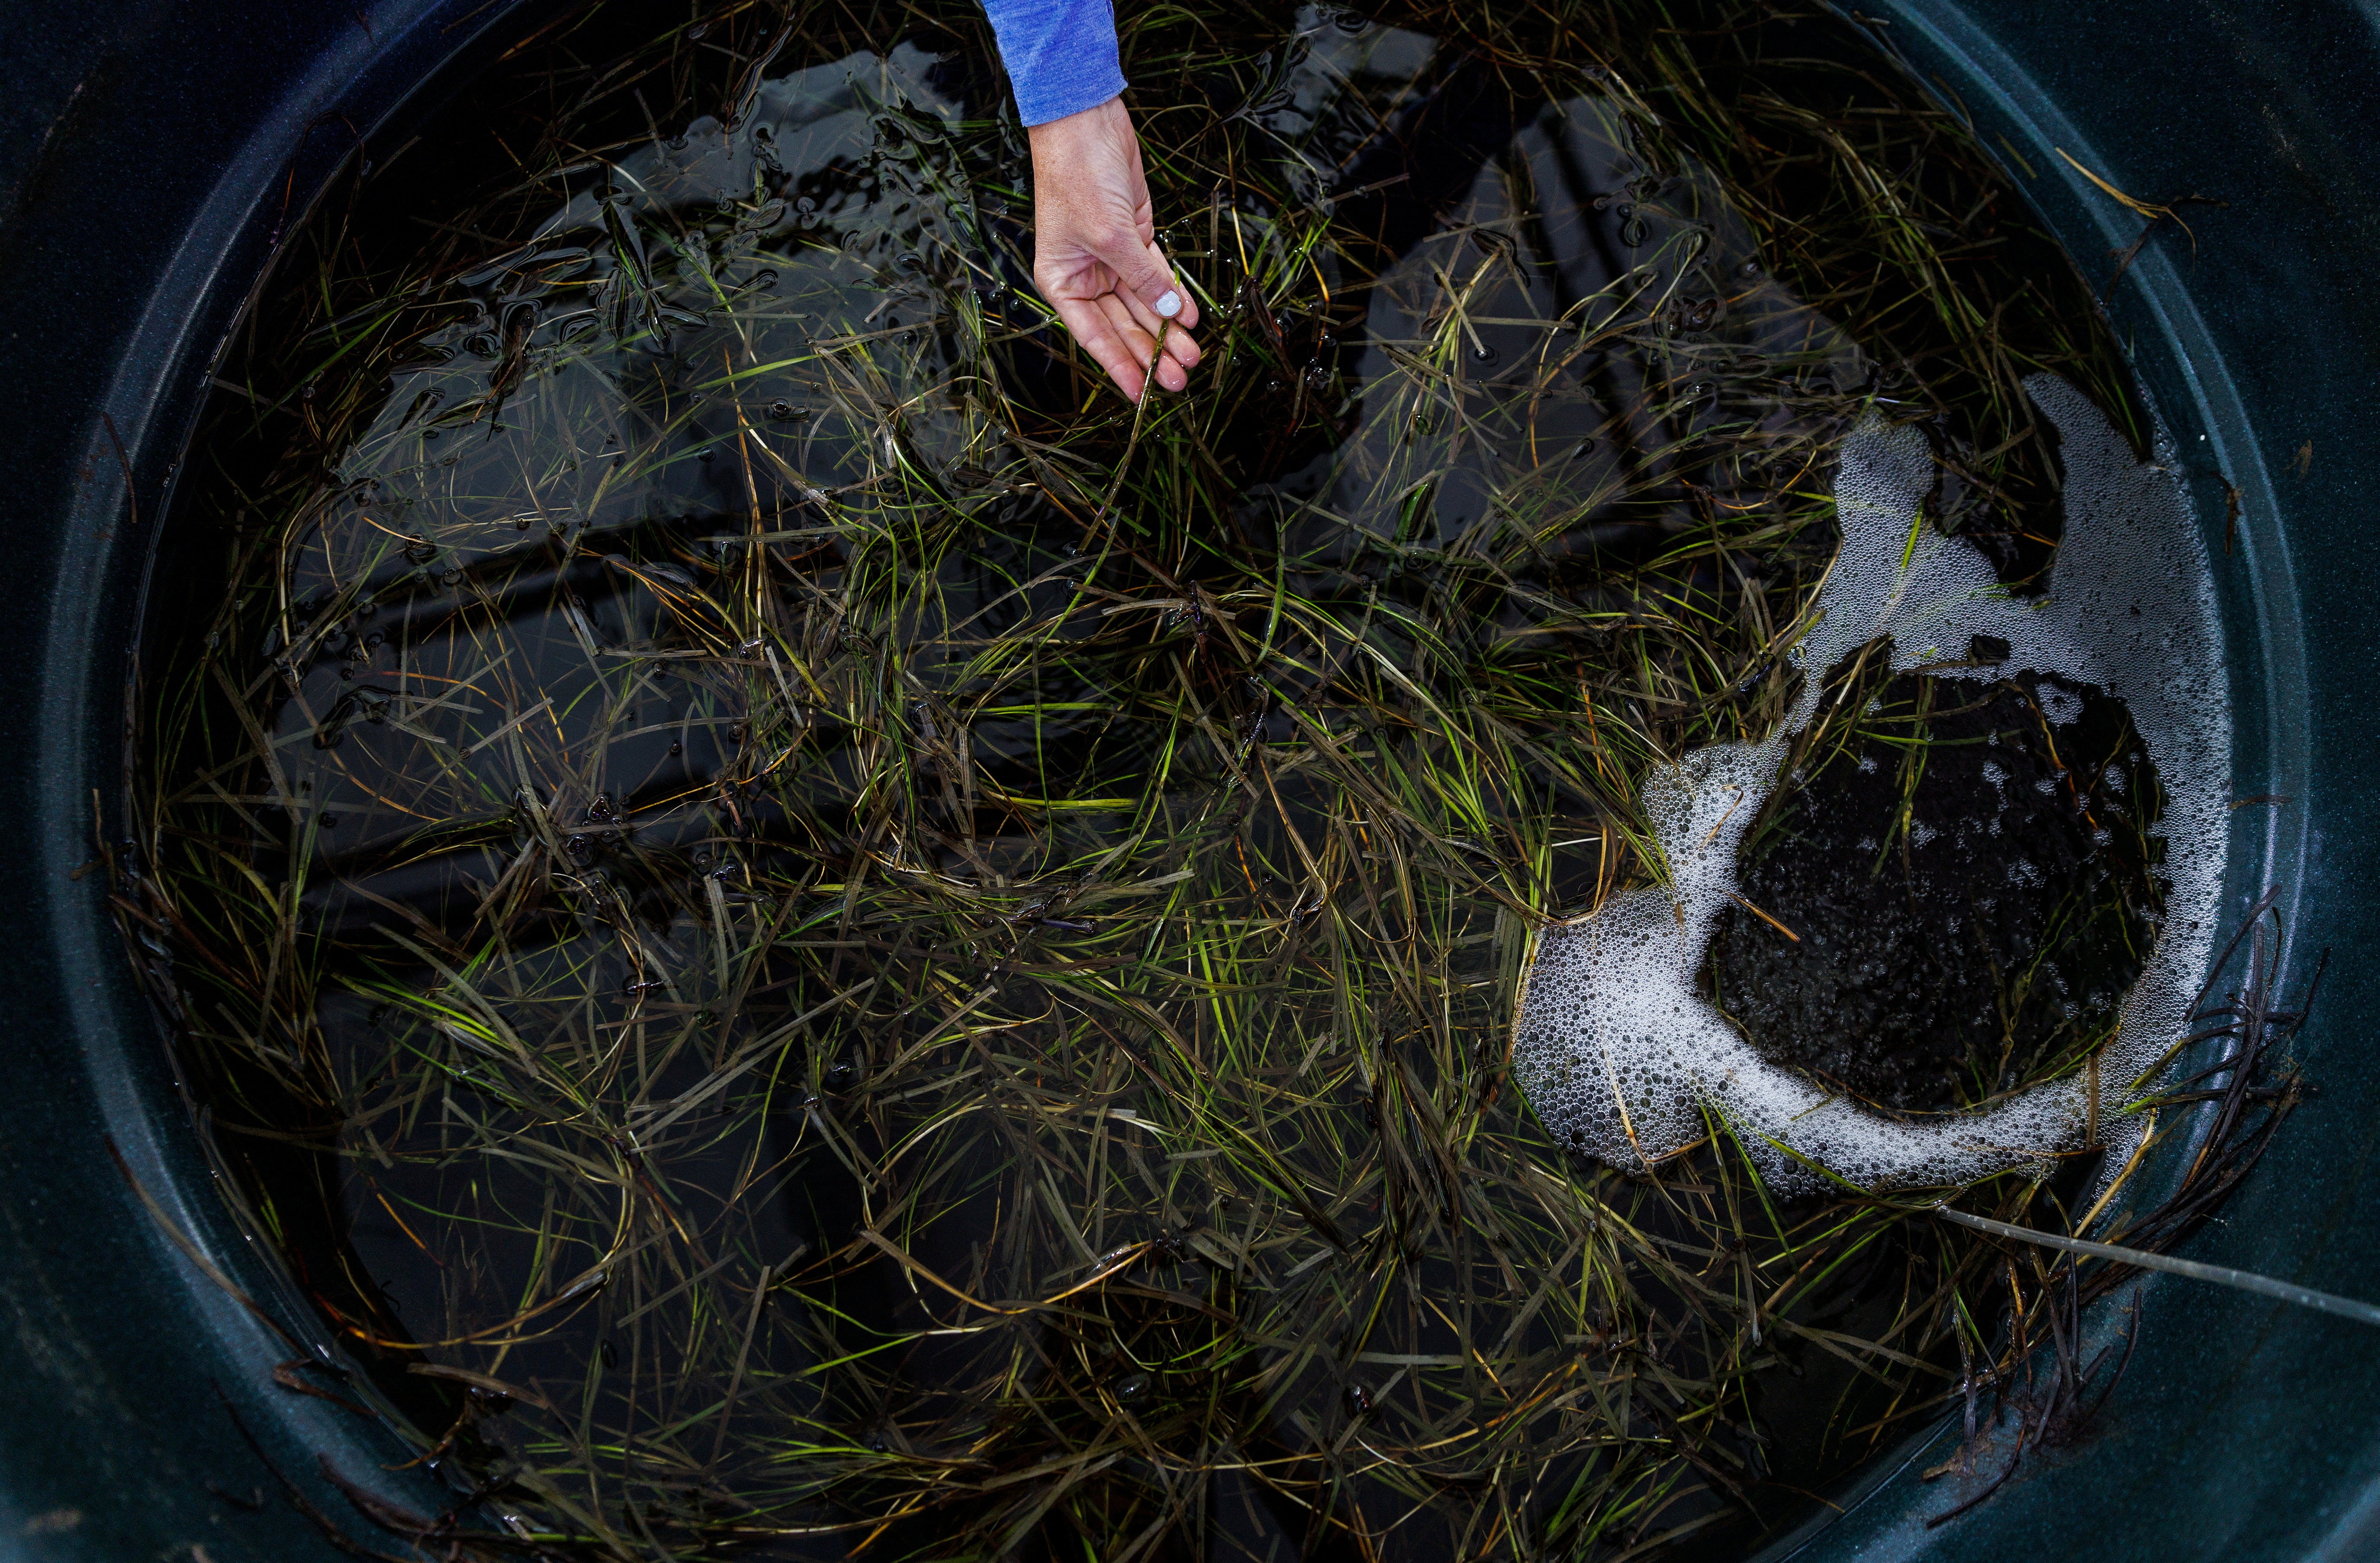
left=0, top=1, right=2367, bottom=1557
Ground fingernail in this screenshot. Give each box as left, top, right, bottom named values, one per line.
left=1155, top=290, right=1182, bottom=319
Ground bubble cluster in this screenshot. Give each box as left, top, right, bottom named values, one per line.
left=1512, top=375, right=2228, bottom=1191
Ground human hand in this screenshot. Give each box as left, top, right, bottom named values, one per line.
left=1026, top=96, right=1202, bottom=401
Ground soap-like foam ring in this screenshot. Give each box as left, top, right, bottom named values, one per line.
left=1512, top=376, right=2227, bottom=1195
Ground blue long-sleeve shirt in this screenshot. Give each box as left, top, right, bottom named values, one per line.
left=980, top=0, right=1126, bottom=125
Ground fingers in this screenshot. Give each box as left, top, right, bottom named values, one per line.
left=1042, top=258, right=1204, bottom=401
left=1098, top=228, right=1202, bottom=337
left=1090, top=293, right=1193, bottom=394
left=1051, top=295, right=1154, bottom=402
left=1103, top=274, right=1202, bottom=371
left=1044, top=252, right=1202, bottom=393
left=1092, top=293, right=1199, bottom=391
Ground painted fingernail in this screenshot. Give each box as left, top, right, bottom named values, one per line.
left=1155, top=289, right=1182, bottom=319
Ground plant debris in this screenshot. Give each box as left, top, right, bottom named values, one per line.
left=118, top=1, right=2271, bottom=1558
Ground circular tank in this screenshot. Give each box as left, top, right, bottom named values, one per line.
left=0, top=1, right=2371, bottom=1557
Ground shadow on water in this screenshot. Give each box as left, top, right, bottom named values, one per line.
left=125, top=1, right=2167, bottom=1558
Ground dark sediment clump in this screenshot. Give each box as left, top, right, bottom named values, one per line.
left=1705, top=667, right=2162, bottom=1112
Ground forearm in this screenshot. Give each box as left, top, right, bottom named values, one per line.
left=979, top=0, right=1126, bottom=126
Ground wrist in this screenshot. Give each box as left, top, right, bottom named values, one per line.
left=1027, top=93, right=1127, bottom=154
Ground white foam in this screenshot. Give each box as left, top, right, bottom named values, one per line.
left=1512, top=375, right=2227, bottom=1191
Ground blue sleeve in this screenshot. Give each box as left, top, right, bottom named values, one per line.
left=980, top=0, right=1127, bottom=126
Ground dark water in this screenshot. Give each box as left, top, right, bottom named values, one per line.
left=134, top=2, right=2153, bottom=1558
